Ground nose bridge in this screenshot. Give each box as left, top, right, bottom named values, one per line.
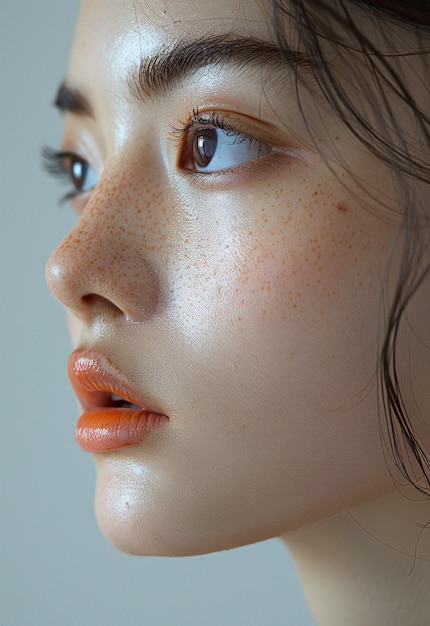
left=46, top=169, right=161, bottom=322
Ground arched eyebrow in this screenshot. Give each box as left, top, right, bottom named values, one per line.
left=129, top=35, right=313, bottom=103
left=54, top=34, right=314, bottom=115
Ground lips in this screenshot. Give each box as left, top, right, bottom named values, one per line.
left=68, top=349, right=168, bottom=452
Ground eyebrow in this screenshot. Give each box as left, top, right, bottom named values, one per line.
left=55, top=34, right=315, bottom=116
left=130, top=34, right=314, bottom=102
left=54, top=83, right=93, bottom=116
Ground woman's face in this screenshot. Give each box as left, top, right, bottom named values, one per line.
left=46, top=0, right=425, bottom=555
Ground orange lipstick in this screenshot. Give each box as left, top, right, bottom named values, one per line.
left=68, top=350, right=168, bottom=452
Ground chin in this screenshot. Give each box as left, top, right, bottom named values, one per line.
left=93, top=468, right=290, bottom=557
left=94, top=494, right=260, bottom=557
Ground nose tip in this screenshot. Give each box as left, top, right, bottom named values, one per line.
left=46, top=238, right=123, bottom=321
left=46, top=213, right=160, bottom=323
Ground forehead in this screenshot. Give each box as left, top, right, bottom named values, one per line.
left=71, top=0, right=274, bottom=71
left=65, top=0, right=289, bottom=131
left=77, top=0, right=271, bottom=31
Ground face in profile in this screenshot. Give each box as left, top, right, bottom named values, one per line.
left=45, top=0, right=429, bottom=556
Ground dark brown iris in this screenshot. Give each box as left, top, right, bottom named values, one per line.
left=193, top=128, right=218, bottom=168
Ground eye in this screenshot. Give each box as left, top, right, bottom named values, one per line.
left=176, top=111, right=272, bottom=174
left=42, top=147, right=99, bottom=200
left=64, top=154, right=98, bottom=194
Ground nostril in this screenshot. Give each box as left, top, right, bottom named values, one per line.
left=81, top=293, right=124, bottom=315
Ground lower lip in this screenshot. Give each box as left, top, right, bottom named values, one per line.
left=75, top=408, right=168, bottom=452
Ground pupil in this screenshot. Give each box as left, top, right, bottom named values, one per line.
left=193, top=128, right=217, bottom=168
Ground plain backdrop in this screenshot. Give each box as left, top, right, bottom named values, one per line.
left=0, top=2, right=316, bottom=624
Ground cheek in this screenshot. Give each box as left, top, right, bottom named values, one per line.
left=196, top=183, right=399, bottom=439
left=167, top=172, right=396, bottom=408
left=232, top=189, right=390, bottom=332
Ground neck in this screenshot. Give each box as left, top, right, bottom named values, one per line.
left=282, top=489, right=430, bottom=626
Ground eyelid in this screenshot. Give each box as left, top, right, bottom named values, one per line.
left=172, top=108, right=280, bottom=173
left=171, top=107, right=281, bottom=147
left=172, top=106, right=311, bottom=156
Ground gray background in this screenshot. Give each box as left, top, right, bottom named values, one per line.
left=1, top=1, right=316, bottom=624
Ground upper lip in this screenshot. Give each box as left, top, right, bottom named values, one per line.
left=68, top=348, right=160, bottom=413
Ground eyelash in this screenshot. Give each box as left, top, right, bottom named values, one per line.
left=172, top=109, right=256, bottom=143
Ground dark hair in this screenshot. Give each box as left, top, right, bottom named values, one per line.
left=272, top=0, right=430, bottom=495
left=362, top=0, right=430, bottom=25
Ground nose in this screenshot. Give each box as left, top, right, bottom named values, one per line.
left=46, top=178, right=160, bottom=323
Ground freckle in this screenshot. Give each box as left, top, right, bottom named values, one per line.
left=336, top=202, right=348, bottom=213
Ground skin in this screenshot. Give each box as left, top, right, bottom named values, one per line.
left=46, top=1, right=430, bottom=622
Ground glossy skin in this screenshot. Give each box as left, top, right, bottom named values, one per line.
left=46, top=0, right=428, bottom=556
